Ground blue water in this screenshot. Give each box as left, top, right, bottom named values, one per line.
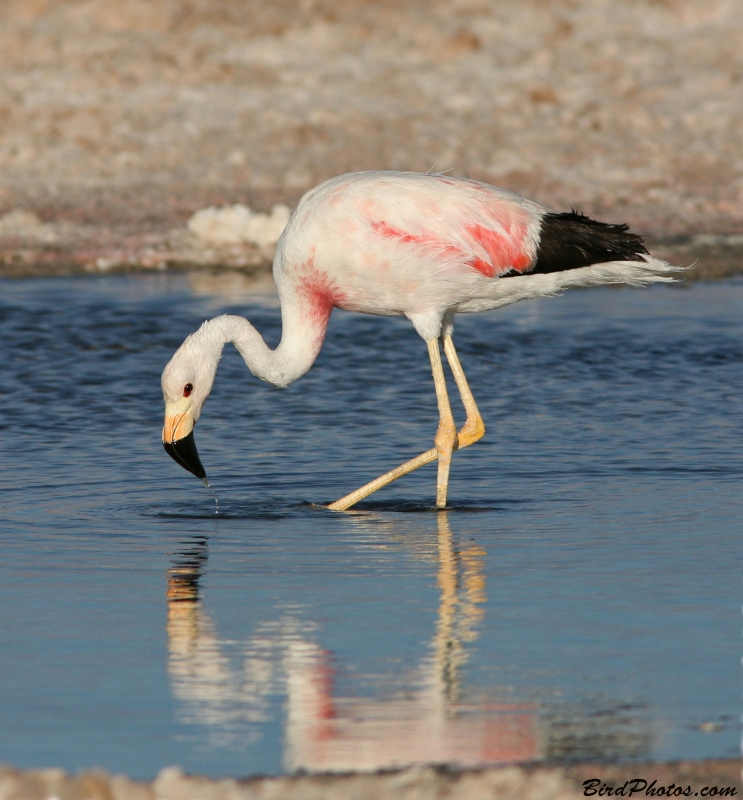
left=0, top=272, right=739, bottom=778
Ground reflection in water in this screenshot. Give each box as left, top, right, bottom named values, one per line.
left=165, top=514, right=651, bottom=770
left=283, top=512, right=537, bottom=771
left=434, top=511, right=486, bottom=705
left=166, top=536, right=314, bottom=745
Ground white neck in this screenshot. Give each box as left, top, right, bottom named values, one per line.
left=194, top=306, right=328, bottom=389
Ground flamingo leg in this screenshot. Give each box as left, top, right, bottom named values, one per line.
left=442, top=334, right=486, bottom=450
left=326, top=447, right=438, bottom=511
left=327, top=338, right=457, bottom=511
left=429, top=337, right=458, bottom=508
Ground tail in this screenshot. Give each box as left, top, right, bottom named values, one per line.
left=531, top=210, right=651, bottom=275
left=555, top=255, right=681, bottom=289
left=527, top=208, right=683, bottom=286
left=462, top=209, right=682, bottom=312
left=482, top=210, right=681, bottom=310
left=532, top=207, right=682, bottom=285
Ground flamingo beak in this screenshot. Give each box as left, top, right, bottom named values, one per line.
left=162, top=403, right=209, bottom=486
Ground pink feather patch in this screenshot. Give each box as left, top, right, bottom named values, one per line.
left=372, top=217, right=533, bottom=278
left=296, top=256, right=348, bottom=324
left=464, top=223, right=532, bottom=277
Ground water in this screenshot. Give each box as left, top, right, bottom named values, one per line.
left=0, top=272, right=739, bottom=778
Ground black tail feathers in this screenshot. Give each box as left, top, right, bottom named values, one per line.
left=530, top=210, right=649, bottom=275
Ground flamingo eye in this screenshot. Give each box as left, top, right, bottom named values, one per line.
left=183, top=383, right=193, bottom=397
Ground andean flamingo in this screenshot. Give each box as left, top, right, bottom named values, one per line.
left=162, top=170, right=677, bottom=510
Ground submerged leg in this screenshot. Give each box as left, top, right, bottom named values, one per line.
left=327, top=338, right=457, bottom=511
left=442, top=334, right=486, bottom=450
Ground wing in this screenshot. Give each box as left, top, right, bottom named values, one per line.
left=356, top=173, right=545, bottom=279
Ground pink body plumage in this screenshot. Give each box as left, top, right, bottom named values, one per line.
left=274, top=171, right=545, bottom=342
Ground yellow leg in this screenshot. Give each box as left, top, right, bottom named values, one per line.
left=442, top=334, right=486, bottom=449
left=327, top=338, right=457, bottom=511
left=429, top=338, right=457, bottom=508
left=326, top=447, right=438, bottom=511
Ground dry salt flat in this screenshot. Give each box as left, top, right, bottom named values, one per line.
left=0, top=0, right=741, bottom=276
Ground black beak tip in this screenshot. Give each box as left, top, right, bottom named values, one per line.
left=163, top=430, right=207, bottom=481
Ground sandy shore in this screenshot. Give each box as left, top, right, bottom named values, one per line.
left=0, top=0, right=741, bottom=279
left=1, top=759, right=740, bottom=800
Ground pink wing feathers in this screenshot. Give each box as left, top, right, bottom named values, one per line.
left=362, top=175, right=543, bottom=279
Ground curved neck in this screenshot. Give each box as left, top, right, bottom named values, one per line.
left=197, top=305, right=329, bottom=389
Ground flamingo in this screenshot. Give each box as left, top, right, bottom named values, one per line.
left=162, top=170, right=677, bottom=510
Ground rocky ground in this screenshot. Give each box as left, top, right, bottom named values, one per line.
left=0, top=0, right=741, bottom=278
left=0, top=759, right=740, bottom=800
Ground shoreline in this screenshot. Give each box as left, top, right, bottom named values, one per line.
left=1, top=759, right=739, bottom=800
left=0, top=236, right=740, bottom=282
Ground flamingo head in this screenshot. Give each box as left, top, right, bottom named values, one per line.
left=161, top=329, right=220, bottom=485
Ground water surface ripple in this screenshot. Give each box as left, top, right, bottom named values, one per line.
left=0, top=274, right=739, bottom=777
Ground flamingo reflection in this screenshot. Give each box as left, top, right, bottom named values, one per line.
left=165, top=513, right=538, bottom=768
left=283, top=512, right=537, bottom=770
left=166, top=536, right=309, bottom=738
